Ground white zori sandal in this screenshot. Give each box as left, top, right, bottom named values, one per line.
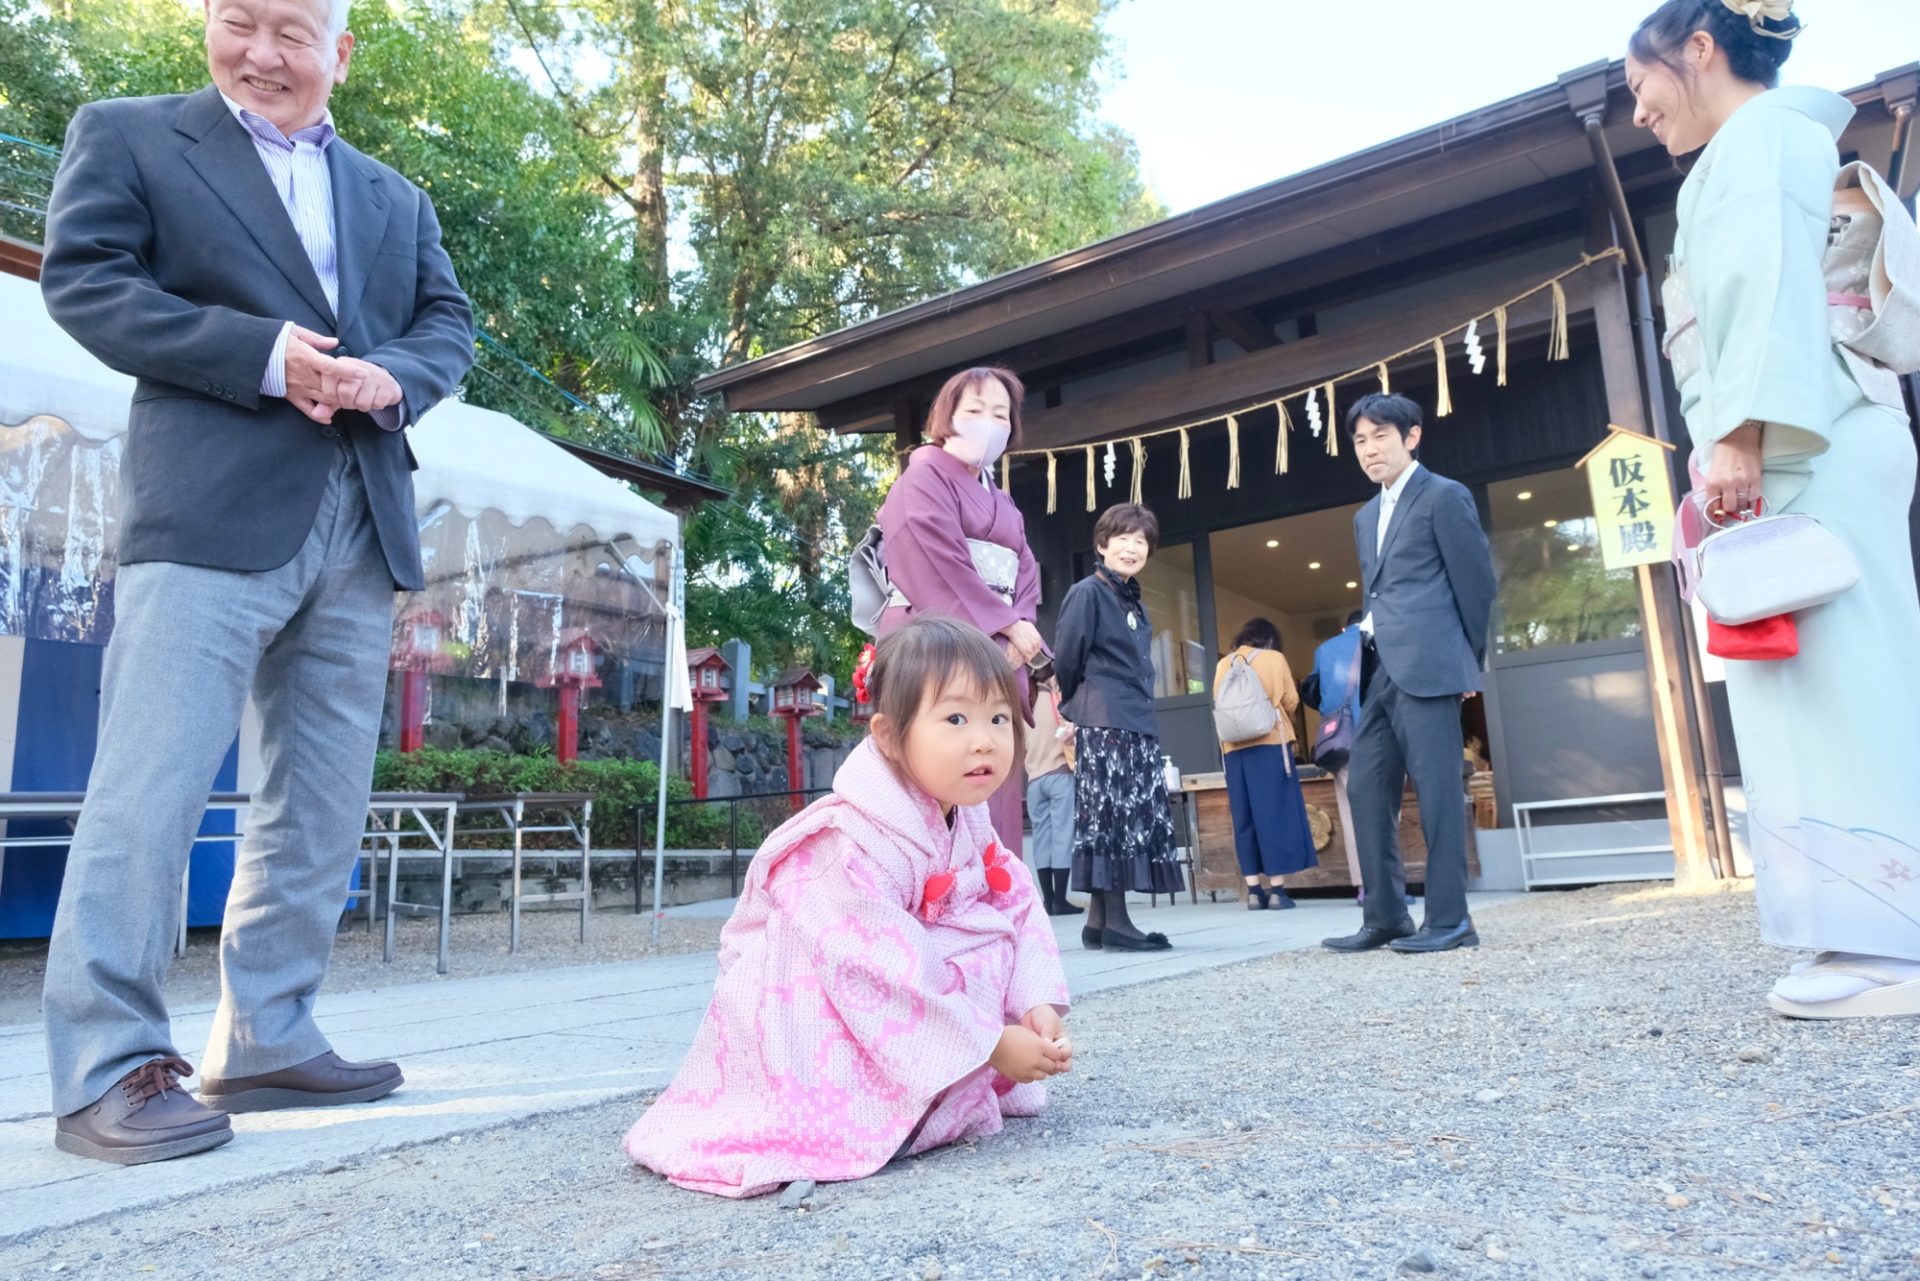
left=1767, top=952, right=1920, bottom=1020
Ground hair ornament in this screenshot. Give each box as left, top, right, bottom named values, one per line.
left=1721, top=0, right=1799, bottom=40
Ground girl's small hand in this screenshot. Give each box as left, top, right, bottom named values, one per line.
left=990, top=1025, right=1070, bottom=1083
left=1021, top=1004, right=1064, bottom=1042
left=1701, top=423, right=1764, bottom=521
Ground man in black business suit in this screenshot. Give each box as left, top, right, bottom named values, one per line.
left=1323, top=393, right=1497, bottom=955
left=38, top=0, right=472, bottom=1163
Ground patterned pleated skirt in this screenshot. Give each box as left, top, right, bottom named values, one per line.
left=1069, top=726, right=1185, bottom=895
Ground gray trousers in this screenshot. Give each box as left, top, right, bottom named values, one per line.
left=1348, top=670, right=1469, bottom=933
left=1025, top=769, right=1075, bottom=870
left=43, top=448, right=394, bottom=1115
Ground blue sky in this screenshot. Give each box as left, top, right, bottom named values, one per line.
left=1098, top=0, right=1918, bottom=213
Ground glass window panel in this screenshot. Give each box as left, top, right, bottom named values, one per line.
left=1133, top=542, right=1206, bottom=698
left=1487, top=470, right=1640, bottom=654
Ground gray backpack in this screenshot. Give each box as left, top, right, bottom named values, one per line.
left=1212, top=652, right=1278, bottom=744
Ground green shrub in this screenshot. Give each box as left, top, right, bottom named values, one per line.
left=370, top=748, right=761, bottom=850
left=735, top=714, right=868, bottom=746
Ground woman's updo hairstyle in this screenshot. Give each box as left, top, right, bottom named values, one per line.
left=1629, top=0, right=1800, bottom=89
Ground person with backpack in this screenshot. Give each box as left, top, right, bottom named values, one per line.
left=1628, top=0, right=1920, bottom=1019
left=1212, top=619, right=1317, bottom=909
left=1301, top=610, right=1370, bottom=898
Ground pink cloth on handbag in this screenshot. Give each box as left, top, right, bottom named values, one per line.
left=623, top=738, right=1069, bottom=1197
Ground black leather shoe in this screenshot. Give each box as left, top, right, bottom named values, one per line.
left=1388, top=921, right=1480, bottom=953
left=1081, top=926, right=1103, bottom=950
left=1100, top=928, right=1171, bottom=952
left=1322, top=924, right=1415, bottom=952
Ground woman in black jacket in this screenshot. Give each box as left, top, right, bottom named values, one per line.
left=1053, top=503, right=1184, bottom=951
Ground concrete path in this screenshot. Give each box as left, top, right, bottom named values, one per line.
left=0, top=891, right=1521, bottom=1243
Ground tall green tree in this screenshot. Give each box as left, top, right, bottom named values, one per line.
left=4, top=0, right=1162, bottom=678
left=0, top=0, right=665, bottom=450
left=494, top=0, right=1160, bottom=672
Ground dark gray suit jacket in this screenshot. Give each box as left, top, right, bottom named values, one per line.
left=1354, top=465, right=1498, bottom=698
left=40, top=86, right=473, bottom=591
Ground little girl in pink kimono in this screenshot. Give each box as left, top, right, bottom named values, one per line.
left=624, top=618, right=1073, bottom=1197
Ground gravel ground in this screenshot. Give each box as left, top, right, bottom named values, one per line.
left=0, top=909, right=726, bottom=1025
left=5, top=881, right=1919, bottom=1281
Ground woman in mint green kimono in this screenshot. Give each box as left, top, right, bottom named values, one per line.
left=1629, top=0, right=1920, bottom=1019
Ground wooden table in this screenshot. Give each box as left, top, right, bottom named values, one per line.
left=1183, top=765, right=1478, bottom=899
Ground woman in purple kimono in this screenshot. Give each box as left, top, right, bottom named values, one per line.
left=875, top=367, right=1045, bottom=856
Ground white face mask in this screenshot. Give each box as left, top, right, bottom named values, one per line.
left=943, top=416, right=1011, bottom=471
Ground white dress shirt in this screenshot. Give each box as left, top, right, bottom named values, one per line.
left=1360, top=461, right=1422, bottom=636
left=220, top=94, right=402, bottom=429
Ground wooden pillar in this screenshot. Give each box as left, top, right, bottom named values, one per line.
left=1184, top=312, right=1212, bottom=369
left=892, top=394, right=919, bottom=469
left=1588, top=197, right=1715, bottom=886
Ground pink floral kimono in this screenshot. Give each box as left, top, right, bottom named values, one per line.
left=623, top=740, right=1070, bottom=1197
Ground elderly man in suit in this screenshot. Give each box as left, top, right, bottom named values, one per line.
left=1322, top=393, right=1496, bottom=956
left=38, top=0, right=472, bottom=1163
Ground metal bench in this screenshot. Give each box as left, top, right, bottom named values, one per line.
left=1513, top=791, right=1675, bottom=888
left=457, top=793, right=593, bottom=953
left=0, top=791, right=252, bottom=958
left=363, top=793, right=463, bottom=974
left=0, top=791, right=471, bottom=971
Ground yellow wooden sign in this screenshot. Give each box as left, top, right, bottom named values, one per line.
left=1575, top=425, right=1677, bottom=571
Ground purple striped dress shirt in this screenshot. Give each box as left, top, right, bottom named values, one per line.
left=221, top=95, right=402, bottom=428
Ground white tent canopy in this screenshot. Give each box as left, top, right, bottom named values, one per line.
left=408, top=400, right=676, bottom=552
left=0, top=271, right=134, bottom=444
left=1, top=270, right=677, bottom=552
left=7, top=267, right=696, bottom=934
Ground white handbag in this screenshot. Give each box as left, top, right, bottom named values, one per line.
left=848, top=525, right=891, bottom=636
left=1683, top=509, right=1861, bottom=626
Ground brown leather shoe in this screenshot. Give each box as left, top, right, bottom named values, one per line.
left=200, top=1050, right=403, bottom=1113
left=55, top=1056, right=234, bottom=1165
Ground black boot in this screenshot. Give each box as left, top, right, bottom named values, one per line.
left=1037, top=870, right=1061, bottom=915
left=1051, top=869, right=1084, bottom=915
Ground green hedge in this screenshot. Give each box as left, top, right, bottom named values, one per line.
left=732, top=714, right=868, bottom=746
left=370, top=748, right=758, bottom=851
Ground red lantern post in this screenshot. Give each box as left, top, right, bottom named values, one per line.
left=538, top=629, right=603, bottom=765
left=769, top=667, right=825, bottom=812
left=685, top=647, right=732, bottom=799
left=391, top=610, right=453, bottom=753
